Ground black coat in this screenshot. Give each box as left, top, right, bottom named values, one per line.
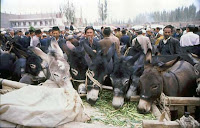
left=20, top=36, right=30, bottom=48
left=157, top=37, right=181, bottom=55
left=79, top=37, right=100, bottom=51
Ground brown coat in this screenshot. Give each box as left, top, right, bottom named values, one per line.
left=99, top=36, right=121, bottom=57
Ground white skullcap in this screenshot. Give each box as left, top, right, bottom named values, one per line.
left=158, top=30, right=163, bottom=35
left=1, top=31, right=6, bottom=34
left=142, top=29, right=146, bottom=34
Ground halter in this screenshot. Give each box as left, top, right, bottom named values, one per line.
left=85, top=69, right=102, bottom=90
left=4, top=41, right=13, bottom=53
left=70, top=68, right=86, bottom=83
left=30, top=61, right=49, bottom=84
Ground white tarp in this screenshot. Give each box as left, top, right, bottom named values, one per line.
left=0, top=84, right=90, bottom=127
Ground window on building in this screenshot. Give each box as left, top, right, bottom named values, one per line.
left=34, top=21, right=37, bottom=26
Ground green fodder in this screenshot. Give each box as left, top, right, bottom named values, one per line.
left=84, top=90, right=156, bottom=127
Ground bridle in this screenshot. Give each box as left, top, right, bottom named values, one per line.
left=85, top=69, right=102, bottom=90
left=70, top=68, right=86, bottom=83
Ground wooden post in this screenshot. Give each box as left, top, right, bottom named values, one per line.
left=130, top=95, right=200, bottom=106
left=161, top=97, right=200, bottom=106
left=151, top=104, right=162, bottom=120
left=0, top=78, right=28, bottom=89
left=102, top=85, right=113, bottom=90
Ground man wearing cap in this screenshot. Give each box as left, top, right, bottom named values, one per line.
left=47, top=26, right=66, bottom=52
left=132, top=29, right=152, bottom=54
left=120, top=29, right=130, bottom=47
left=115, top=27, right=122, bottom=40
left=154, top=27, right=161, bottom=39
left=173, top=28, right=182, bottom=41
left=80, top=26, right=100, bottom=52
left=29, top=30, right=35, bottom=47
left=180, top=25, right=200, bottom=56
left=146, top=28, right=156, bottom=45
left=20, top=31, right=30, bottom=49
left=40, top=33, right=49, bottom=53
left=32, top=29, right=42, bottom=47
left=155, top=30, right=164, bottom=45
left=70, top=22, right=74, bottom=31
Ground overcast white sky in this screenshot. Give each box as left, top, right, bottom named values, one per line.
left=1, top=0, right=200, bottom=22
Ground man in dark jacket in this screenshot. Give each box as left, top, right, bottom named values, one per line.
left=47, top=26, right=66, bottom=52
left=20, top=31, right=30, bottom=48
left=70, top=22, right=74, bottom=31
left=80, top=26, right=100, bottom=52
left=157, top=25, right=181, bottom=55
left=120, top=29, right=130, bottom=47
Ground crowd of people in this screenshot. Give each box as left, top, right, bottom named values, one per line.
left=1, top=24, right=200, bottom=58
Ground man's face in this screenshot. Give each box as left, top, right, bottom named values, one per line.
left=31, top=32, right=35, bottom=36
left=156, top=28, right=160, bottom=33
left=61, top=31, right=65, bottom=34
left=53, top=30, right=60, bottom=38
left=85, top=29, right=94, bottom=38
left=10, top=31, right=14, bottom=36
left=163, top=28, right=171, bottom=39
left=19, top=32, right=23, bottom=36
left=37, top=33, right=42, bottom=38
left=147, top=31, right=152, bottom=35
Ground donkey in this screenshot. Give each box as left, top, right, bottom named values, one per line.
left=62, top=44, right=88, bottom=94
left=29, top=38, right=73, bottom=89
left=110, top=50, right=145, bottom=109
left=137, top=50, right=197, bottom=116
left=83, top=43, right=115, bottom=105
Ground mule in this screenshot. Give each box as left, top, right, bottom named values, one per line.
left=137, top=50, right=197, bottom=115
left=29, top=38, right=73, bottom=89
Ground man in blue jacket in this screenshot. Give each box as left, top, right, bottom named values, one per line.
left=47, top=26, right=66, bottom=52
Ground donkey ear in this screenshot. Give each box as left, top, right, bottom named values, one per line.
left=50, top=38, right=64, bottom=57
left=83, top=42, right=96, bottom=59
left=29, top=46, right=49, bottom=62
left=62, top=43, right=73, bottom=55
left=145, top=49, right=152, bottom=64
left=113, top=51, right=119, bottom=63
left=106, top=43, right=115, bottom=62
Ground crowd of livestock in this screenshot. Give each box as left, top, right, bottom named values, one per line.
left=0, top=24, right=200, bottom=122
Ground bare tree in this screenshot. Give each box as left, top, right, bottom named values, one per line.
left=98, top=0, right=107, bottom=25
left=59, top=0, right=76, bottom=25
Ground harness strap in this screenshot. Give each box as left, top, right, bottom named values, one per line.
left=124, top=47, right=131, bottom=56
left=168, top=70, right=180, bottom=95
left=71, top=78, right=85, bottom=83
